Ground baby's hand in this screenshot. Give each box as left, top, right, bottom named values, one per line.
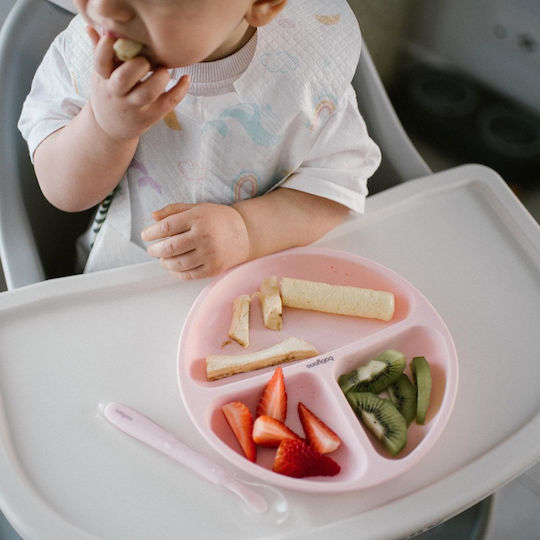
left=141, top=203, right=251, bottom=280
left=86, top=27, right=189, bottom=142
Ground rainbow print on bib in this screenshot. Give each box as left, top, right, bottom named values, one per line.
left=233, top=171, right=260, bottom=202
left=309, top=95, right=337, bottom=131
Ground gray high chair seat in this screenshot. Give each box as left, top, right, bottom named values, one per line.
left=0, top=0, right=430, bottom=290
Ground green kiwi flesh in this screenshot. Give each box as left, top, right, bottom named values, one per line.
left=387, top=373, right=417, bottom=425
left=411, top=356, right=432, bottom=424
left=346, top=392, right=407, bottom=456
left=338, top=349, right=406, bottom=395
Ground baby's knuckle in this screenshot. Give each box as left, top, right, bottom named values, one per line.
left=174, top=259, right=186, bottom=273
left=167, top=92, right=181, bottom=108
left=136, top=57, right=151, bottom=72
left=165, top=241, right=178, bottom=257
left=160, top=219, right=171, bottom=235
left=132, top=90, right=150, bottom=107
left=111, top=72, right=129, bottom=93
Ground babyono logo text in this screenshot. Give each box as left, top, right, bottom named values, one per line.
left=306, top=356, right=334, bottom=369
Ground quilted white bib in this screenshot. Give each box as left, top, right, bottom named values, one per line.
left=44, top=1, right=367, bottom=272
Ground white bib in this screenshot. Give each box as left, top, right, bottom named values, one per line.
left=44, top=1, right=366, bottom=273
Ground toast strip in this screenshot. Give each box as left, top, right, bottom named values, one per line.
left=259, top=276, right=283, bottom=331
left=206, top=337, right=318, bottom=381
left=280, top=277, right=395, bottom=322
left=228, top=294, right=251, bottom=348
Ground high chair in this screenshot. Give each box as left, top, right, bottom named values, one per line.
left=0, top=0, right=430, bottom=290
left=1, top=3, right=506, bottom=540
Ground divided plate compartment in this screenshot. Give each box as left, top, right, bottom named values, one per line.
left=177, top=247, right=458, bottom=493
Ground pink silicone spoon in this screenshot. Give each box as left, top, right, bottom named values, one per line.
left=102, top=402, right=287, bottom=519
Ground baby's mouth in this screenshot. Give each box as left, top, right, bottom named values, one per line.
left=96, top=24, right=136, bottom=44
left=93, top=27, right=159, bottom=67
left=95, top=24, right=113, bottom=38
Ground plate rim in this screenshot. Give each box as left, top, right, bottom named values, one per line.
left=177, top=246, right=459, bottom=493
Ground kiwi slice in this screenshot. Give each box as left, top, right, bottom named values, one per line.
left=338, top=349, right=406, bottom=395
left=387, top=373, right=417, bottom=425
left=411, top=356, right=432, bottom=424
left=346, top=392, right=407, bottom=456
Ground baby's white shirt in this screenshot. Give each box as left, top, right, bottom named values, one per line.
left=18, top=0, right=381, bottom=272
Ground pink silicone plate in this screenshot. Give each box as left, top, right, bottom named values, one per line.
left=177, top=247, right=458, bottom=493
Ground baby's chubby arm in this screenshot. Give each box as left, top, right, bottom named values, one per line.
left=141, top=188, right=349, bottom=280
left=33, top=27, right=189, bottom=212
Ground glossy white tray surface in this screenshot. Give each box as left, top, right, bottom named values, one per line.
left=0, top=165, right=539, bottom=539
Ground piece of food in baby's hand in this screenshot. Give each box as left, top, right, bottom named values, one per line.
left=206, top=337, right=318, bottom=381
left=259, top=276, right=283, bottom=331
left=280, top=277, right=395, bottom=322
left=228, top=294, right=251, bottom=348
left=113, top=38, right=143, bottom=61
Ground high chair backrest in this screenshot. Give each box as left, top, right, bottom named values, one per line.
left=0, top=0, right=94, bottom=289
left=353, top=44, right=431, bottom=193
left=0, top=0, right=430, bottom=290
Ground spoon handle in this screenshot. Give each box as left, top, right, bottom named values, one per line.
left=103, top=402, right=268, bottom=513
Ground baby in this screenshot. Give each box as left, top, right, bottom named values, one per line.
left=18, top=0, right=381, bottom=279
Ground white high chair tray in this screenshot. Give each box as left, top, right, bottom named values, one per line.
left=0, top=164, right=539, bottom=539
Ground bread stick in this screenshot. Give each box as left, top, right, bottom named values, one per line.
left=228, top=294, right=251, bottom=348
left=259, top=276, right=282, bottom=331
left=280, top=277, right=395, bottom=322
left=113, top=38, right=143, bottom=61
left=206, top=337, right=318, bottom=380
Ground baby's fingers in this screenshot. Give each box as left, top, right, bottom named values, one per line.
left=152, top=74, right=190, bottom=116
left=126, top=67, right=171, bottom=107
left=151, top=201, right=194, bottom=222
left=171, top=265, right=209, bottom=281
left=93, top=34, right=116, bottom=78
left=107, top=56, right=153, bottom=97
left=141, top=208, right=192, bottom=242
left=86, top=26, right=100, bottom=47
left=147, top=233, right=198, bottom=260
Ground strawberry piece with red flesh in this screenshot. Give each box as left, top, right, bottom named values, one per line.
left=256, top=366, right=287, bottom=422
left=252, top=415, right=302, bottom=447
left=272, top=439, right=341, bottom=478
left=298, top=402, right=341, bottom=454
left=222, top=401, right=256, bottom=462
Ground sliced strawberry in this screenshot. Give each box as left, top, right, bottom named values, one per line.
left=252, top=415, right=302, bottom=447
left=298, top=402, right=341, bottom=454
left=256, top=367, right=287, bottom=422
left=272, top=439, right=341, bottom=478
left=222, top=401, right=256, bottom=462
